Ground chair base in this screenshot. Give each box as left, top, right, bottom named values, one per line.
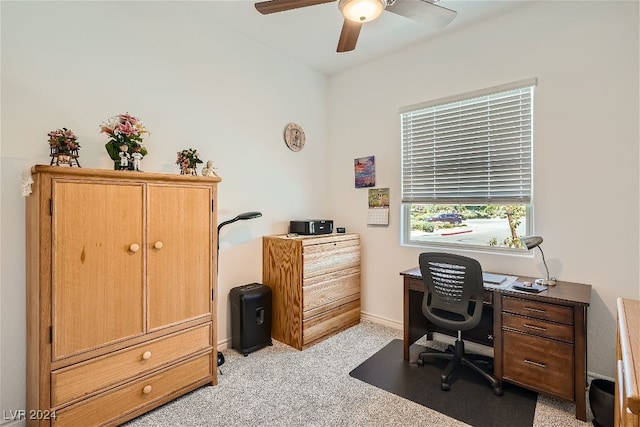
left=418, top=339, right=503, bottom=396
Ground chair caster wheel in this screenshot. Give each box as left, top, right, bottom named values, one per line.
left=493, top=386, right=503, bottom=396
left=441, top=383, right=450, bottom=391
left=416, top=358, right=424, bottom=366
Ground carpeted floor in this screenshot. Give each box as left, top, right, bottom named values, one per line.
left=124, top=320, right=593, bottom=426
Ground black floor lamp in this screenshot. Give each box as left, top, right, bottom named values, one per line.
left=217, top=211, right=263, bottom=260
left=215, top=211, right=263, bottom=370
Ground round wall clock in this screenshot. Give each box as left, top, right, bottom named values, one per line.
left=283, top=123, right=305, bottom=152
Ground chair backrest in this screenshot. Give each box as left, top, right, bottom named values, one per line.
left=419, top=252, right=485, bottom=331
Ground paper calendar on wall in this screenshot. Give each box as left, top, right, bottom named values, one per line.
left=367, top=188, right=390, bottom=226
left=367, top=208, right=389, bottom=225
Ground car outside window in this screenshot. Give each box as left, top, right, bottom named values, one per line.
left=404, top=204, right=530, bottom=251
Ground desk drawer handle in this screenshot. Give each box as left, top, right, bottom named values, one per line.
left=523, top=306, right=546, bottom=314
left=523, top=323, right=546, bottom=332
left=524, top=359, right=547, bottom=369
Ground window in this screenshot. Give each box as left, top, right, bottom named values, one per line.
left=400, top=79, right=536, bottom=252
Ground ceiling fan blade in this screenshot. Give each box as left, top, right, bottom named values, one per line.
left=386, top=0, right=457, bottom=30
left=255, top=0, right=336, bottom=15
left=337, top=19, right=362, bottom=52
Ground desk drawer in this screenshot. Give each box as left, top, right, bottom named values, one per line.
left=502, top=296, right=573, bottom=324
left=53, top=352, right=212, bottom=426
left=503, top=330, right=573, bottom=400
left=502, top=312, right=574, bottom=343
left=52, top=324, right=211, bottom=406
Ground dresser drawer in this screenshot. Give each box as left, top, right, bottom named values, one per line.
left=53, top=352, right=212, bottom=426
left=302, top=269, right=360, bottom=314
left=502, top=312, right=574, bottom=343
left=302, top=240, right=360, bottom=278
left=303, top=300, right=360, bottom=346
left=503, top=329, right=574, bottom=400
left=502, top=296, right=573, bottom=324
left=52, top=324, right=211, bottom=406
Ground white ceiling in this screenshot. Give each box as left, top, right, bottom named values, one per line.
left=178, top=0, right=531, bottom=75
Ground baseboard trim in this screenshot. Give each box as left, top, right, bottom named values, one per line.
left=0, top=418, right=25, bottom=427
left=217, top=337, right=231, bottom=351
left=360, top=311, right=403, bottom=330
left=587, top=371, right=615, bottom=384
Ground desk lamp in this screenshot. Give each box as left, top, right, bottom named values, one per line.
left=522, top=235, right=557, bottom=286
left=216, top=211, right=263, bottom=370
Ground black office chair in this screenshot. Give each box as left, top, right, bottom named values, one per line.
left=417, top=252, right=503, bottom=396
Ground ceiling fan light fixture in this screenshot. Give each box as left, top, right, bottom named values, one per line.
left=339, top=0, right=385, bottom=23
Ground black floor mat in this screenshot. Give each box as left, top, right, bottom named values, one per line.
left=349, top=339, right=538, bottom=427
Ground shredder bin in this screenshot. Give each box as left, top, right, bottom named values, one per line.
left=229, top=283, right=273, bottom=356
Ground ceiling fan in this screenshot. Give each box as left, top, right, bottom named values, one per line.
left=254, top=0, right=457, bottom=53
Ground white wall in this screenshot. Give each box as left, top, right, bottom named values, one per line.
left=2, top=0, right=638, bottom=421
left=326, top=0, right=639, bottom=379
left=0, top=1, right=329, bottom=419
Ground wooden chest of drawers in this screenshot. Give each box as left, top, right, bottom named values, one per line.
left=615, top=298, right=640, bottom=427
left=262, top=234, right=361, bottom=350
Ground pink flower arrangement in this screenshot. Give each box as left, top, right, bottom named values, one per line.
left=101, top=113, right=149, bottom=167
left=176, top=148, right=203, bottom=174
left=48, top=127, right=79, bottom=151
left=100, top=113, right=149, bottom=148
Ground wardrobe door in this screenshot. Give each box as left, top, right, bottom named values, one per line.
left=51, top=180, right=144, bottom=360
left=146, top=184, right=213, bottom=330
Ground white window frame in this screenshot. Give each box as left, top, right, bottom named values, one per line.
left=400, top=79, right=537, bottom=252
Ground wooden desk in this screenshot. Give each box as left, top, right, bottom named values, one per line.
left=400, top=267, right=591, bottom=421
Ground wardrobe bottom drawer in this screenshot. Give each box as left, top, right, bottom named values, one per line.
left=53, top=352, right=213, bottom=426
left=52, top=324, right=211, bottom=407
left=502, top=330, right=574, bottom=400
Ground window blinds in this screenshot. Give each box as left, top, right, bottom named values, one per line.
left=401, top=80, right=536, bottom=205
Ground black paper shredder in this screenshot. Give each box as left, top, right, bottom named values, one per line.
left=229, top=283, right=273, bottom=356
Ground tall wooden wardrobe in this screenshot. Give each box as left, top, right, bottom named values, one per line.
left=25, top=165, right=220, bottom=426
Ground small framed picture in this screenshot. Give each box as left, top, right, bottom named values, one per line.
left=354, top=155, right=375, bottom=188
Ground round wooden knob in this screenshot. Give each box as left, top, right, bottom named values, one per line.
left=153, top=241, right=163, bottom=249
left=129, top=243, right=140, bottom=253
left=142, top=351, right=152, bottom=360
left=142, top=385, right=152, bottom=394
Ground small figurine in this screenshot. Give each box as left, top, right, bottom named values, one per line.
left=119, top=144, right=130, bottom=169
left=131, top=144, right=144, bottom=171
left=202, top=160, right=218, bottom=177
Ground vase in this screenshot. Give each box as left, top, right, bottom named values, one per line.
left=105, top=142, right=123, bottom=170
left=180, top=167, right=197, bottom=176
